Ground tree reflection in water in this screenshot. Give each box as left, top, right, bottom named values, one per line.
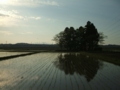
left=53, top=53, right=103, bottom=82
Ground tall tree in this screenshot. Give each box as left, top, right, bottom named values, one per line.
left=53, top=31, right=65, bottom=50
left=63, top=27, right=76, bottom=50
left=85, top=21, right=99, bottom=50
left=76, top=26, right=85, bottom=50
left=53, top=21, right=106, bottom=51
left=98, top=32, right=107, bottom=44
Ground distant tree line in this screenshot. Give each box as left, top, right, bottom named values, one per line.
left=53, top=21, right=106, bottom=51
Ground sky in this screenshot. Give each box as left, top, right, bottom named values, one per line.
left=0, top=0, right=120, bottom=45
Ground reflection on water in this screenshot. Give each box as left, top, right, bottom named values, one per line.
left=0, top=53, right=120, bottom=90
left=54, top=53, right=103, bottom=82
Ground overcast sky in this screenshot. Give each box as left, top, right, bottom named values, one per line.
left=0, top=0, right=120, bottom=45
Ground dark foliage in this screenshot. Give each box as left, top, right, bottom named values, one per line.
left=53, top=21, right=106, bottom=51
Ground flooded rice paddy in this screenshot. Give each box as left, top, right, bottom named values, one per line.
left=0, top=52, right=120, bottom=90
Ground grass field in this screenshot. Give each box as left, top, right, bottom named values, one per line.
left=80, top=51, right=120, bottom=66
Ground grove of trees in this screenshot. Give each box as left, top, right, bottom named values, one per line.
left=53, top=21, right=106, bottom=51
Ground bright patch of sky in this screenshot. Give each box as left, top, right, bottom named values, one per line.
left=0, top=0, right=120, bottom=44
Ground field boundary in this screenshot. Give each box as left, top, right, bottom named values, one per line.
left=0, top=52, right=40, bottom=61
left=80, top=52, right=120, bottom=66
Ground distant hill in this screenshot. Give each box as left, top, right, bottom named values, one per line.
left=101, top=45, right=120, bottom=51
left=0, top=43, right=59, bottom=50
left=101, top=45, right=120, bottom=48
left=15, top=43, right=29, bottom=45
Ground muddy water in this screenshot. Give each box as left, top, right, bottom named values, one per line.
left=0, top=53, right=120, bottom=90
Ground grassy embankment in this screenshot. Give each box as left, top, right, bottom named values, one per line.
left=0, top=52, right=40, bottom=61
left=54, top=48, right=120, bottom=66
left=80, top=51, right=120, bottom=66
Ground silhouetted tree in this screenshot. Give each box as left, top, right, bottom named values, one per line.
left=53, top=31, right=65, bottom=50
left=53, top=21, right=106, bottom=51
left=64, top=27, right=76, bottom=50
left=98, top=32, right=107, bottom=44
left=84, top=21, right=99, bottom=50
left=76, top=26, right=85, bottom=50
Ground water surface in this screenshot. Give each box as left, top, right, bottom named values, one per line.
left=0, top=53, right=120, bottom=90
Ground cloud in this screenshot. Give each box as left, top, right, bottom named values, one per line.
left=20, top=32, right=33, bottom=35
left=0, top=9, right=24, bottom=19
left=37, top=1, right=59, bottom=6
left=0, top=13, right=9, bottom=17
left=0, top=31, right=13, bottom=35
left=0, top=0, right=59, bottom=7
left=0, top=9, right=42, bottom=27
left=47, top=18, right=56, bottom=22
left=29, top=16, right=41, bottom=20
left=0, top=9, right=41, bottom=20
left=0, top=9, right=25, bottom=27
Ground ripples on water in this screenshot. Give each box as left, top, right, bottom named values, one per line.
left=0, top=53, right=120, bottom=90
